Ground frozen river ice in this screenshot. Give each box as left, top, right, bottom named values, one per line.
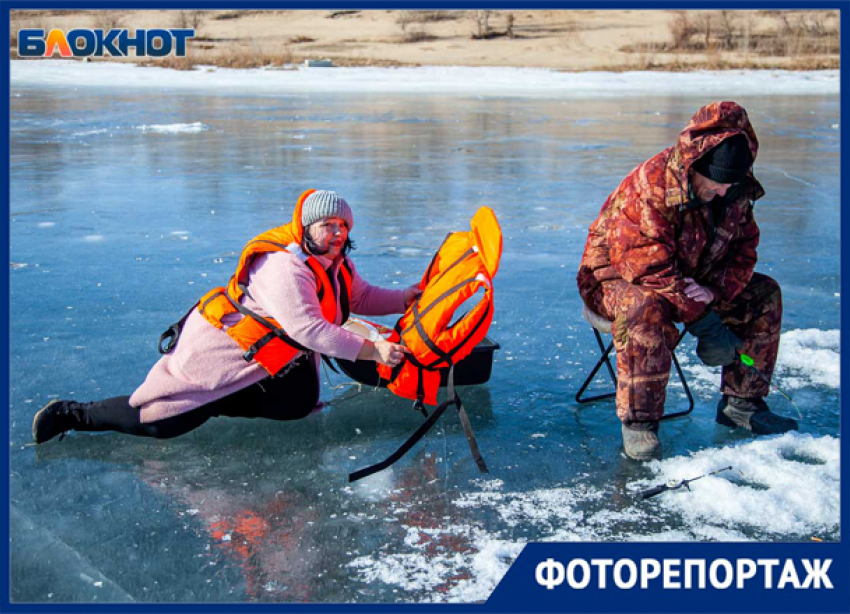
left=9, top=65, right=840, bottom=603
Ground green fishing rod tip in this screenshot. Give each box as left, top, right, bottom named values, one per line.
left=739, top=354, right=754, bottom=366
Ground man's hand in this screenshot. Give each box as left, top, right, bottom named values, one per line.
left=683, top=277, right=716, bottom=304
left=403, top=284, right=423, bottom=310
left=687, top=310, right=743, bottom=367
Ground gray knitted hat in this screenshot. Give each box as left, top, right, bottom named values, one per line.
left=301, top=190, right=354, bottom=231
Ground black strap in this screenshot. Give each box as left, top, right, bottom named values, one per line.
left=424, top=299, right=491, bottom=370
left=158, top=301, right=199, bottom=354
left=322, top=354, right=340, bottom=374
left=348, top=365, right=488, bottom=482
left=412, top=300, right=454, bottom=368
left=349, top=402, right=448, bottom=482
left=402, top=244, right=474, bottom=332
left=401, top=276, right=479, bottom=338
left=337, top=266, right=351, bottom=324
left=448, top=365, right=488, bottom=474
left=400, top=276, right=482, bottom=371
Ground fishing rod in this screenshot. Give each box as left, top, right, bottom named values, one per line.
left=638, top=466, right=733, bottom=500
left=738, top=353, right=803, bottom=420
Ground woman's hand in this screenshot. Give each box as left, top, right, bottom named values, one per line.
left=683, top=277, right=716, bottom=304
left=357, top=339, right=410, bottom=367
left=403, top=284, right=423, bottom=310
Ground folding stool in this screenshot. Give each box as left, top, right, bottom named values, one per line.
left=575, top=304, right=694, bottom=421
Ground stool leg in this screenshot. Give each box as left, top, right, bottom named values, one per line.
left=575, top=325, right=695, bottom=421
left=593, top=328, right=618, bottom=384
left=576, top=329, right=617, bottom=404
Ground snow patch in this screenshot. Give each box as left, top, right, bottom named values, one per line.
left=11, top=61, right=839, bottom=98
left=635, top=433, right=839, bottom=537
left=348, top=433, right=838, bottom=602
left=72, top=128, right=108, bottom=137
left=775, top=329, right=839, bottom=389
left=138, top=122, right=208, bottom=134
left=681, top=328, right=840, bottom=394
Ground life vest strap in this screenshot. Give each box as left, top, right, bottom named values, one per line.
left=338, top=265, right=351, bottom=324
left=348, top=365, right=488, bottom=483
left=321, top=354, right=340, bottom=374
left=448, top=366, right=489, bottom=474
left=424, top=298, right=492, bottom=370
left=422, top=233, right=451, bottom=282
left=427, top=246, right=475, bottom=287
left=412, top=301, right=454, bottom=367
left=199, top=288, right=225, bottom=315
left=400, top=275, right=485, bottom=371
left=401, top=275, right=481, bottom=339
left=158, top=301, right=199, bottom=355
left=223, top=292, right=310, bottom=360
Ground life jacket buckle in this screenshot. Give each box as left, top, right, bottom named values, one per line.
left=158, top=323, right=181, bottom=355
left=412, top=399, right=428, bottom=417
left=242, top=348, right=257, bottom=362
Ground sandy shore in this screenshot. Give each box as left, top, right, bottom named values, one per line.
left=11, top=9, right=839, bottom=71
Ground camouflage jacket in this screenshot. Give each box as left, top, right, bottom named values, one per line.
left=576, top=101, right=765, bottom=324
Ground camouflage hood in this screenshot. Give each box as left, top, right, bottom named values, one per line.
left=577, top=101, right=764, bottom=324
left=664, top=101, right=764, bottom=209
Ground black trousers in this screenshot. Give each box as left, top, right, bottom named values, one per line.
left=78, top=357, right=320, bottom=439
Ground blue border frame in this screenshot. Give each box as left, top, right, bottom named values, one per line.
left=4, top=1, right=847, bottom=612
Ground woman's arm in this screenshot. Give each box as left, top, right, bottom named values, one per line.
left=246, top=253, right=366, bottom=361
left=246, top=253, right=409, bottom=365
left=347, top=259, right=408, bottom=316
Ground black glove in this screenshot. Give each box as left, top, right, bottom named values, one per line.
left=687, top=310, right=743, bottom=367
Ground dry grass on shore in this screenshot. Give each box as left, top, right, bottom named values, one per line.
left=10, top=9, right=840, bottom=72
left=617, top=9, right=838, bottom=71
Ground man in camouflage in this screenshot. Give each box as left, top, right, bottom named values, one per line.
left=576, top=101, right=797, bottom=461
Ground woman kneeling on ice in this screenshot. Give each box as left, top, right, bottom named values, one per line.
left=33, top=190, right=418, bottom=442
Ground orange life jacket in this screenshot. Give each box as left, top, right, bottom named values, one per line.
left=377, top=207, right=502, bottom=406
left=195, top=189, right=352, bottom=376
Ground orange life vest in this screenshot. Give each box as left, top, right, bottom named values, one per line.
left=377, top=207, right=502, bottom=406
left=196, top=189, right=352, bottom=376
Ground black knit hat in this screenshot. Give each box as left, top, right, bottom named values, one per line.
left=692, top=134, right=752, bottom=184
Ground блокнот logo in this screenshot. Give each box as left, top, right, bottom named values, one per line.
left=17, top=28, right=194, bottom=58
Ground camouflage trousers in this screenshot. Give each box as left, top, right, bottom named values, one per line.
left=585, top=272, right=782, bottom=424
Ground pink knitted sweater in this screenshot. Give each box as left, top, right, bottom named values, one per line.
left=130, top=251, right=405, bottom=423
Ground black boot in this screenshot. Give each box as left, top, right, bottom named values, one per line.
left=621, top=421, right=662, bottom=461
left=32, top=400, right=88, bottom=443
left=32, top=396, right=140, bottom=443
left=716, top=395, right=798, bottom=435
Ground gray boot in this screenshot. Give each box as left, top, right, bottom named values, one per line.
left=621, top=421, right=661, bottom=461
left=716, top=395, right=798, bottom=435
